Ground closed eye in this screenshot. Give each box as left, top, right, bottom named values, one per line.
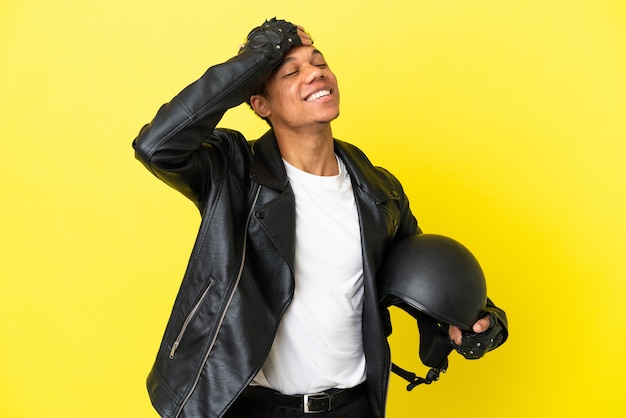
left=280, top=64, right=300, bottom=77
left=283, top=70, right=299, bottom=78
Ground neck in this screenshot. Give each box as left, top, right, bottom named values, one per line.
left=274, top=124, right=338, bottom=176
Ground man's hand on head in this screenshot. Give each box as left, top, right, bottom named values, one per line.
left=239, top=18, right=310, bottom=68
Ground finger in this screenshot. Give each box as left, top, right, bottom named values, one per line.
left=448, top=325, right=463, bottom=345
left=297, top=28, right=313, bottom=45
left=473, top=314, right=492, bottom=333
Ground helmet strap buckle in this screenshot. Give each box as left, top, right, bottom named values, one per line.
left=391, top=360, right=448, bottom=391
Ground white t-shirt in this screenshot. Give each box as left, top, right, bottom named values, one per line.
left=253, top=156, right=366, bottom=394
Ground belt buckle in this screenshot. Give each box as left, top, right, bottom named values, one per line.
left=303, top=392, right=331, bottom=414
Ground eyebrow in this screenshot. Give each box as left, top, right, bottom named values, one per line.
left=281, top=48, right=323, bottom=65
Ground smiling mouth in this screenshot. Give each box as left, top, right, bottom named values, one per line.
left=306, top=90, right=331, bottom=101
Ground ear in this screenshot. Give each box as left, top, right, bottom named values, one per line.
left=249, top=95, right=271, bottom=118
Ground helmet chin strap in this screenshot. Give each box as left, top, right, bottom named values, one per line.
left=390, top=310, right=454, bottom=391
left=391, top=358, right=448, bottom=391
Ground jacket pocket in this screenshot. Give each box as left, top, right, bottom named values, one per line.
left=168, top=278, right=215, bottom=359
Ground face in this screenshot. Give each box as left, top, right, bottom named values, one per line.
left=251, top=46, right=340, bottom=131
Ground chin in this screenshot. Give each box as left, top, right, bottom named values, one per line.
left=316, top=110, right=340, bottom=124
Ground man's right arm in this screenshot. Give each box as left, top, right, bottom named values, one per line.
left=132, top=18, right=304, bottom=207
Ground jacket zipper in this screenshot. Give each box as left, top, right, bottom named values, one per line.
left=169, top=278, right=215, bottom=359
left=174, top=185, right=262, bottom=418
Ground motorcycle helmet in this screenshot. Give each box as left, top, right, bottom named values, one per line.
left=379, top=233, right=488, bottom=390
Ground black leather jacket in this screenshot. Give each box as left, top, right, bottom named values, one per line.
left=133, top=48, right=419, bottom=418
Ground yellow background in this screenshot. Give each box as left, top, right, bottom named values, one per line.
left=1, top=0, right=625, bottom=416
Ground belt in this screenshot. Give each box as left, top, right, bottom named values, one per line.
left=241, top=383, right=365, bottom=414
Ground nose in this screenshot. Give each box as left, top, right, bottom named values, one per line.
left=303, top=63, right=324, bottom=84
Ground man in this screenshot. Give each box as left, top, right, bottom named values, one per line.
left=133, top=18, right=507, bottom=418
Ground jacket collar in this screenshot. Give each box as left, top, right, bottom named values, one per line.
left=250, top=130, right=397, bottom=203
left=250, top=130, right=289, bottom=191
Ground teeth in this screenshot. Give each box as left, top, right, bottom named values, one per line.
left=306, top=90, right=330, bottom=101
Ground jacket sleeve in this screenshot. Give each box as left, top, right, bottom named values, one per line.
left=131, top=49, right=272, bottom=209
left=376, top=166, right=421, bottom=241
left=484, top=297, right=509, bottom=347
left=397, top=183, right=421, bottom=238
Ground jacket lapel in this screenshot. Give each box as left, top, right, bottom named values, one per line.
left=249, top=131, right=296, bottom=269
